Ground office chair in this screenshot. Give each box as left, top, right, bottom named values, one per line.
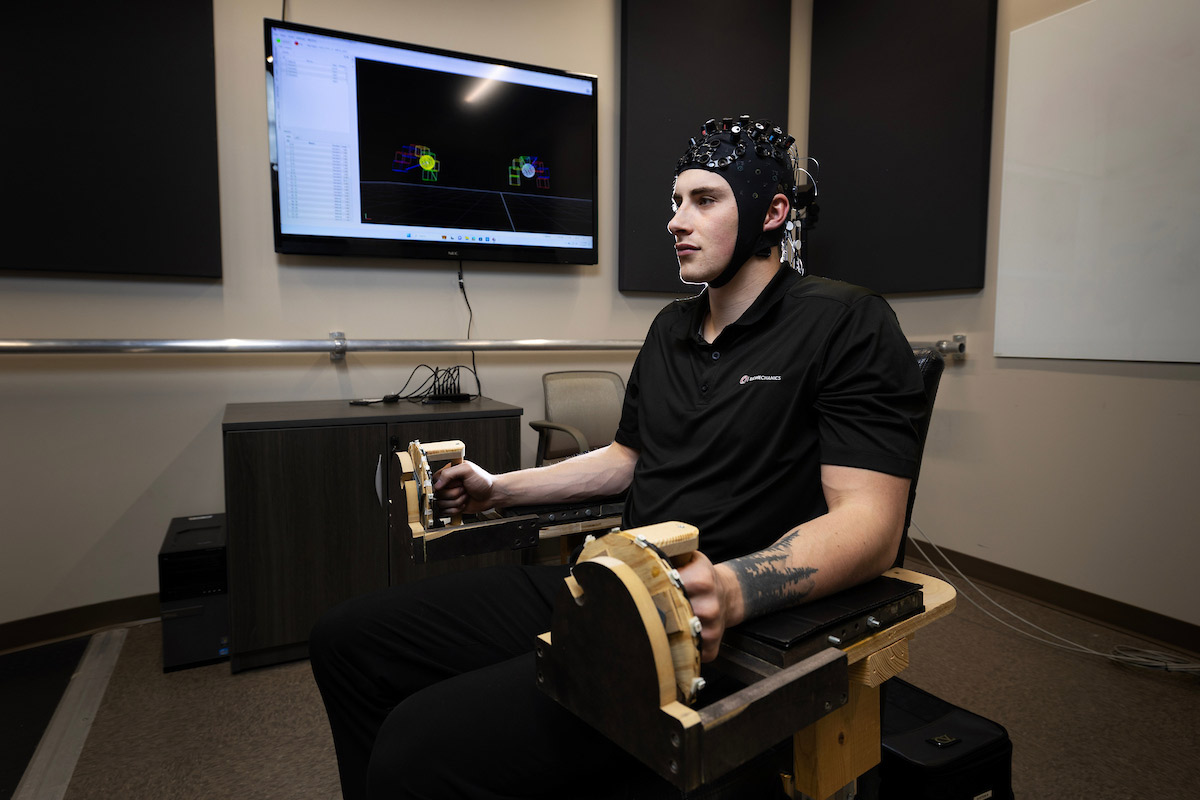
left=529, top=370, right=626, bottom=467
left=894, top=347, right=945, bottom=567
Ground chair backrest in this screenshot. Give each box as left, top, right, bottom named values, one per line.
left=894, top=348, right=945, bottom=567
left=541, top=371, right=626, bottom=461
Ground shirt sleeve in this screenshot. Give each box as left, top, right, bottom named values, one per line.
left=613, top=345, right=644, bottom=452
left=813, top=295, right=926, bottom=478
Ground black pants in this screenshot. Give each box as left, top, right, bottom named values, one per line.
left=309, top=563, right=648, bottom=800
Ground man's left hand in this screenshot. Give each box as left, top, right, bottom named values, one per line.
left=675, top=551, right=744, bottom=662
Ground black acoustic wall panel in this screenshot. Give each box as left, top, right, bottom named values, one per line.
left=619, top=0, right=790, bottom=294
left=6, top=1, right=222, bottom=279
left=808, top=0, right=996, bottom=293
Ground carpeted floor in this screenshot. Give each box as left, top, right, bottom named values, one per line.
left=60, top=624, right=340, bottom=800
left=896, top=568, right=1200, bottom=799
left=18, top=563, right=1200, bottom=799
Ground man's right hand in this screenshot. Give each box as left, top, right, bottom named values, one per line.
left=433, top=460, right=502, bottom=516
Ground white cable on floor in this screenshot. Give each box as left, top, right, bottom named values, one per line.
left=908, top=523, right=1200, bottom=674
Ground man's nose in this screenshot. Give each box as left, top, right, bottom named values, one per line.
left=667, top=207, right=689, bottom=235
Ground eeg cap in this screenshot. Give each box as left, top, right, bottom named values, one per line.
left=673, top=115, right=802, bottom=287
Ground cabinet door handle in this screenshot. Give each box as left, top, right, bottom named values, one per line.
left=375, top=454, right=384, bottom=508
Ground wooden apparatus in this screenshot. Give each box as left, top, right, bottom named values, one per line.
left=536, top=524, right=848, bottom=792
left=571, top=522, right=704, bottom=704
left=536, top=523, right=957, bottom=798
left=390, top=444, right=958, bottom=797
left=393, top=439, right=539, bottom=563
left=400, top=439, right=465, bottom=531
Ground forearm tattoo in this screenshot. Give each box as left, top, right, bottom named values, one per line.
left=727, top=532, right=818, bottom=620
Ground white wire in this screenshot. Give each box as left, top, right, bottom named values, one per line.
left=908, top=522, right=1200, bottom=674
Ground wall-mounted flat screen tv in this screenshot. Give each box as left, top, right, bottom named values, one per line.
left=264, top=19, right=598, bottom=265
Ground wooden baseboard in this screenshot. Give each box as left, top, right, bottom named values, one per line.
left=0, top=594, right=159, bottom=655
left=905, top=545, right=1199, bottom=658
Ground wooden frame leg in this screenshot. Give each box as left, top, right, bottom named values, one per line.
left=792, top=781, right=859, bottom=800
left=787, top=638, right=910, bottom=800
left=790, top=680, right=880, bottom=800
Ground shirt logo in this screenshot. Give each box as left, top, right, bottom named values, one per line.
left=739, top=374, right=782, bottom=384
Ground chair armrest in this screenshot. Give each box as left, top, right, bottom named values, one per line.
left=528, top=419, right=590, bottom=457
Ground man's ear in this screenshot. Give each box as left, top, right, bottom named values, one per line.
left=763, top=192, right=790, bottom=231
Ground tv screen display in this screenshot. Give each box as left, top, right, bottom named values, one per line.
left=264, top=19, right=598, bottom=264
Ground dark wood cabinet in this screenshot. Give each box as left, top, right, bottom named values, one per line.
left=222, top=397, right=522, bottom=671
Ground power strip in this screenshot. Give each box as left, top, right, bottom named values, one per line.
left=427, top=367, right=466, bottom=402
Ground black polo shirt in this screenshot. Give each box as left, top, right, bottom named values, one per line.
left=614, top=267, right=926, bottom=564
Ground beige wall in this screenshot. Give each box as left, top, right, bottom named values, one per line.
left=891, top=0, right=1200, bottom=628
left=2, top=0, right=1197, bottom=629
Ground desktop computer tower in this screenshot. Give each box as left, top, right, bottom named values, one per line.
left=158, top=514, right=230, bottom=672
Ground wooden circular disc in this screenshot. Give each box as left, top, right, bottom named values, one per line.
left=577, top=530, right=702, bottom=704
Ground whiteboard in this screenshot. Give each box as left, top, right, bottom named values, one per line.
left=993, top=0, right=1200, bottom=362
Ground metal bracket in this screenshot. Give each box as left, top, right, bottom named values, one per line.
left=329, top=331, right=347, bottom=362
left=910, top=334, right=966, bottom=361
left=945, top=334, right=967, bottom=360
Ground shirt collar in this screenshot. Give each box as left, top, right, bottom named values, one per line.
left=671, top=267, right=799, bottom=342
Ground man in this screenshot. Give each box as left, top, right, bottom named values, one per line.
left=311, top=116, right=926, bottom=799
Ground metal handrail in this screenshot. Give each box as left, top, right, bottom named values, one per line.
left=0, top=336, right=644, bottom=358
left=0, top=333, right=965, bottom=358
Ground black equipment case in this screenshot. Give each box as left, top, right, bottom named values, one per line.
left=879, top=678, right=1014, bottom=800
